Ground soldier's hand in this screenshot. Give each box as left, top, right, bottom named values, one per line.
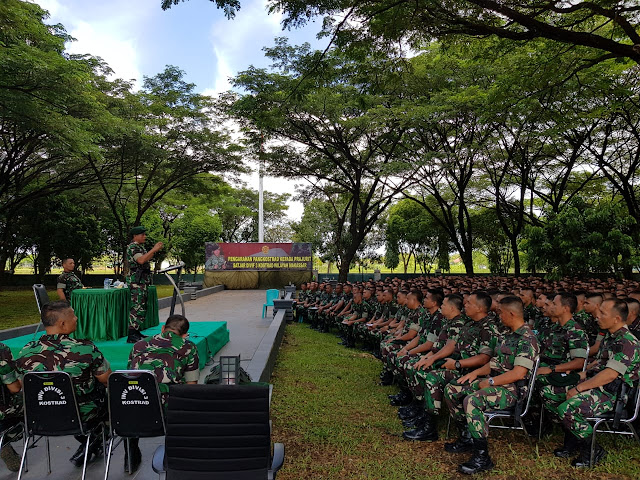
left=443, top=358, right=456, bottom=370
left=458, top=373, right=476, bottom=384
left=567, top=387, right=578, bottom=399
left=153, top=242, right=164, bottom=251
left=537, top=367, right=552, bottom=375
left=478, top=379, right=490, bottom=390
left=579, top=371, right=587, bottom=380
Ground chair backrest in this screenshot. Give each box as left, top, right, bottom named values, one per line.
left=22, top=371, right=84, bottom=436
left=32, top=284, right=49, bottom=314
left=107, top=370, right=165, bottom=438
left=520, top=357, right=541, bottom=418
left=265, top=289, right=279, bottom=305
left=165, top=384, right=271, bottom=480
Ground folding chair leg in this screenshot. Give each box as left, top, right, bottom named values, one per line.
left=17, top=435, right=30, bottom=480
left=46, top=436, right=51, bottom=473
left=81, top=435, right=91, bottom=480
left=104, top=436, right=115, bottom=480
left=126, top=438, right=132, bottom=475
left=589, top=430, right=597, bottom=467
left=538, top=407, right=544, bottom=441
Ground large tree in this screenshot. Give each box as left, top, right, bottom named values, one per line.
left=229, top=41, right=416, bottom=281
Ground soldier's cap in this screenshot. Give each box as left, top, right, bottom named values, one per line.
left=130, top=226, right=147, bottom=235
left=210, top=243, right=220, bottom=250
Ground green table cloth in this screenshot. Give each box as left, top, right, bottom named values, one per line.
left=70, top=286, right=159, bottom=341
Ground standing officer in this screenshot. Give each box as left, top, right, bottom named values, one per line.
left=126, top=226, right=163, bottom=343
left=16, top=301, right=111, bottom=467
left=56, top=258, right=84, bottom=301
left=127, top=314, right=200, bottom=472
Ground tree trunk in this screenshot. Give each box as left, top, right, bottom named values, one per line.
left=461, top=248, right=474, bottom=276
left=511, top=236, right=520, bottom=276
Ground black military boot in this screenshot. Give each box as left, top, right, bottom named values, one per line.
left=458, top=438, right=494, bottom=475
left=379, top=370, right=394, bottom=386
left=444, top=422, right=473, bottom=453
left=390, top=389, right=413, bottom=407
left=397, top=400, right=422, bottom=419
left=124, top=438, right=142, bottom=473
left=127, top=328, right=143, bottom=343
left=402, top=411, right=426, bottom=428
left=554, top=429, right=580, bottom=458
left=69, top=433, right=103, bottom=467
left=403, top=412, right=438, bottom=441
left=571, top=437, right=606, bottom=468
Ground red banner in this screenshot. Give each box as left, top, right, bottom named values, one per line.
left=204, top=243, right=312, bottom=271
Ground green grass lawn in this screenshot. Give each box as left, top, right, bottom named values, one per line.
left=270, top=324, right=640, bottom=480
left=0, top=285, right=178, bottom=330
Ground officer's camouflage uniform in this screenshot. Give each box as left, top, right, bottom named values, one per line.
left=0, top=343, right=22, bottom=423
left=444, top=324, right=539, bottom=439
left=406, top=314, right=468, bottom=401
left=16, top=334, right=110, bottom=423
left=537, top=317, right=589, bottom=386
left=56, top=271, right=84, bottom=301
left=416, top=315, right=504, bottom=413
left=128, top=331, right=200, bottom=404
left=629, top=317, right=640, bottom=339
left=574, top=310, right=600, bottom=345
left=540, top=325, right=640, bottom=439
left=126, top=242, right=151, bottom=331
left=392, top=310, right=445, bottom=380
left=524, top=304, right=540, bottom=327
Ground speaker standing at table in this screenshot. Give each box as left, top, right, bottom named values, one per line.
left=126, top=226, right=163, bottom=344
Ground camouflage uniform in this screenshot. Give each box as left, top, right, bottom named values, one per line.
left=16, top=334, right=110, bottom=423
left=392, top=310, right=445, bottom=380
left=128, top=331, right=200, bottom=404
left=444, top=324, right=539, bottom=439
left=204, top=254, right=226, bottom=270
left=629, top=317, right=640, bottom=339
left=0, top=343, right=22, bottom=423
left=524, top=304, right=540, bottom=328
left=416, top=315, right=504, bottom=413
left=126, top=242, right=152, bottom=331
left=406, top=314, right=468, bottom=398
left=56, top=271, right=84, bottom=301
left=537, top=318, right=589, bottom=386
left=574, top=310, right=600, bottom=345
left=540, top=325, right=640, bottom=439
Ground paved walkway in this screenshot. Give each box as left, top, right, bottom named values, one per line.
left=0, top=289, right=277, bottom=480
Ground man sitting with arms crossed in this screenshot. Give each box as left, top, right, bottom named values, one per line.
left=127, top=314, right=200, bottom=472
left=16, top=301, right=111, bottom=467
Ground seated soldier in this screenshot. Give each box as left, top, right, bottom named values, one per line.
left=540, top=298, right=640, bottom=467
left=443, top=296, right=539, bottom=475
left=56, top=258, right=84, bottom=302
left=127, top=314, right=200, bottom=472
left=0, top=342, right=22, bottom=472
left=16, top=301, right=111, bottom=467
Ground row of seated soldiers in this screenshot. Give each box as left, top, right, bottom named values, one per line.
left=0, top=301, right=199, bottom=474
left=295, top=276, right=640, bottom=475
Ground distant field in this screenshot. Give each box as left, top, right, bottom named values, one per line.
left=0, top=285, right=178, bottom=330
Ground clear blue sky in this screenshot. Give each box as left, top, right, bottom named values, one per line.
left=36, top=0, right=326, bottom=94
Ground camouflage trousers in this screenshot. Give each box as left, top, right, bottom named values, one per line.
left=540, top=384, right=616, bottom=439
left=415, top=368, right=460, bottom=413
left=444, top=379, right=518, bottom=439
left=380, top=341, right=404, bottom=374
left=128, top=283, right=148, bottom=331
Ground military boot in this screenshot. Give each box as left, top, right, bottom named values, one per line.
left=458, top=438, right=494, bottom=475
left=397, top=400, right=422, bottom=419
left=571, top=438, right=606, bottom=468
left=124, top=438, right=142, bottom=474
left=379, top=370, right=394, bottom=386
left=69, top=433, right=103, bottom=467
left=553, top=429, right=580, bottom=458
left=0, top=444, right=21, bottom=472
left=402, top=412, right=438, bottom=441
left=444, top=422, right=473, bottom=453
left=390, top=389, right=413, bottom=407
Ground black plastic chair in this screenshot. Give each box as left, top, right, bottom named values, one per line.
left=152, top=384, right=284, bottom=480
left=104, top=370, right=165, bottom=479
left=585, top=382, right=640, bottom=466
left=18, top=371, right=105, bottom=480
